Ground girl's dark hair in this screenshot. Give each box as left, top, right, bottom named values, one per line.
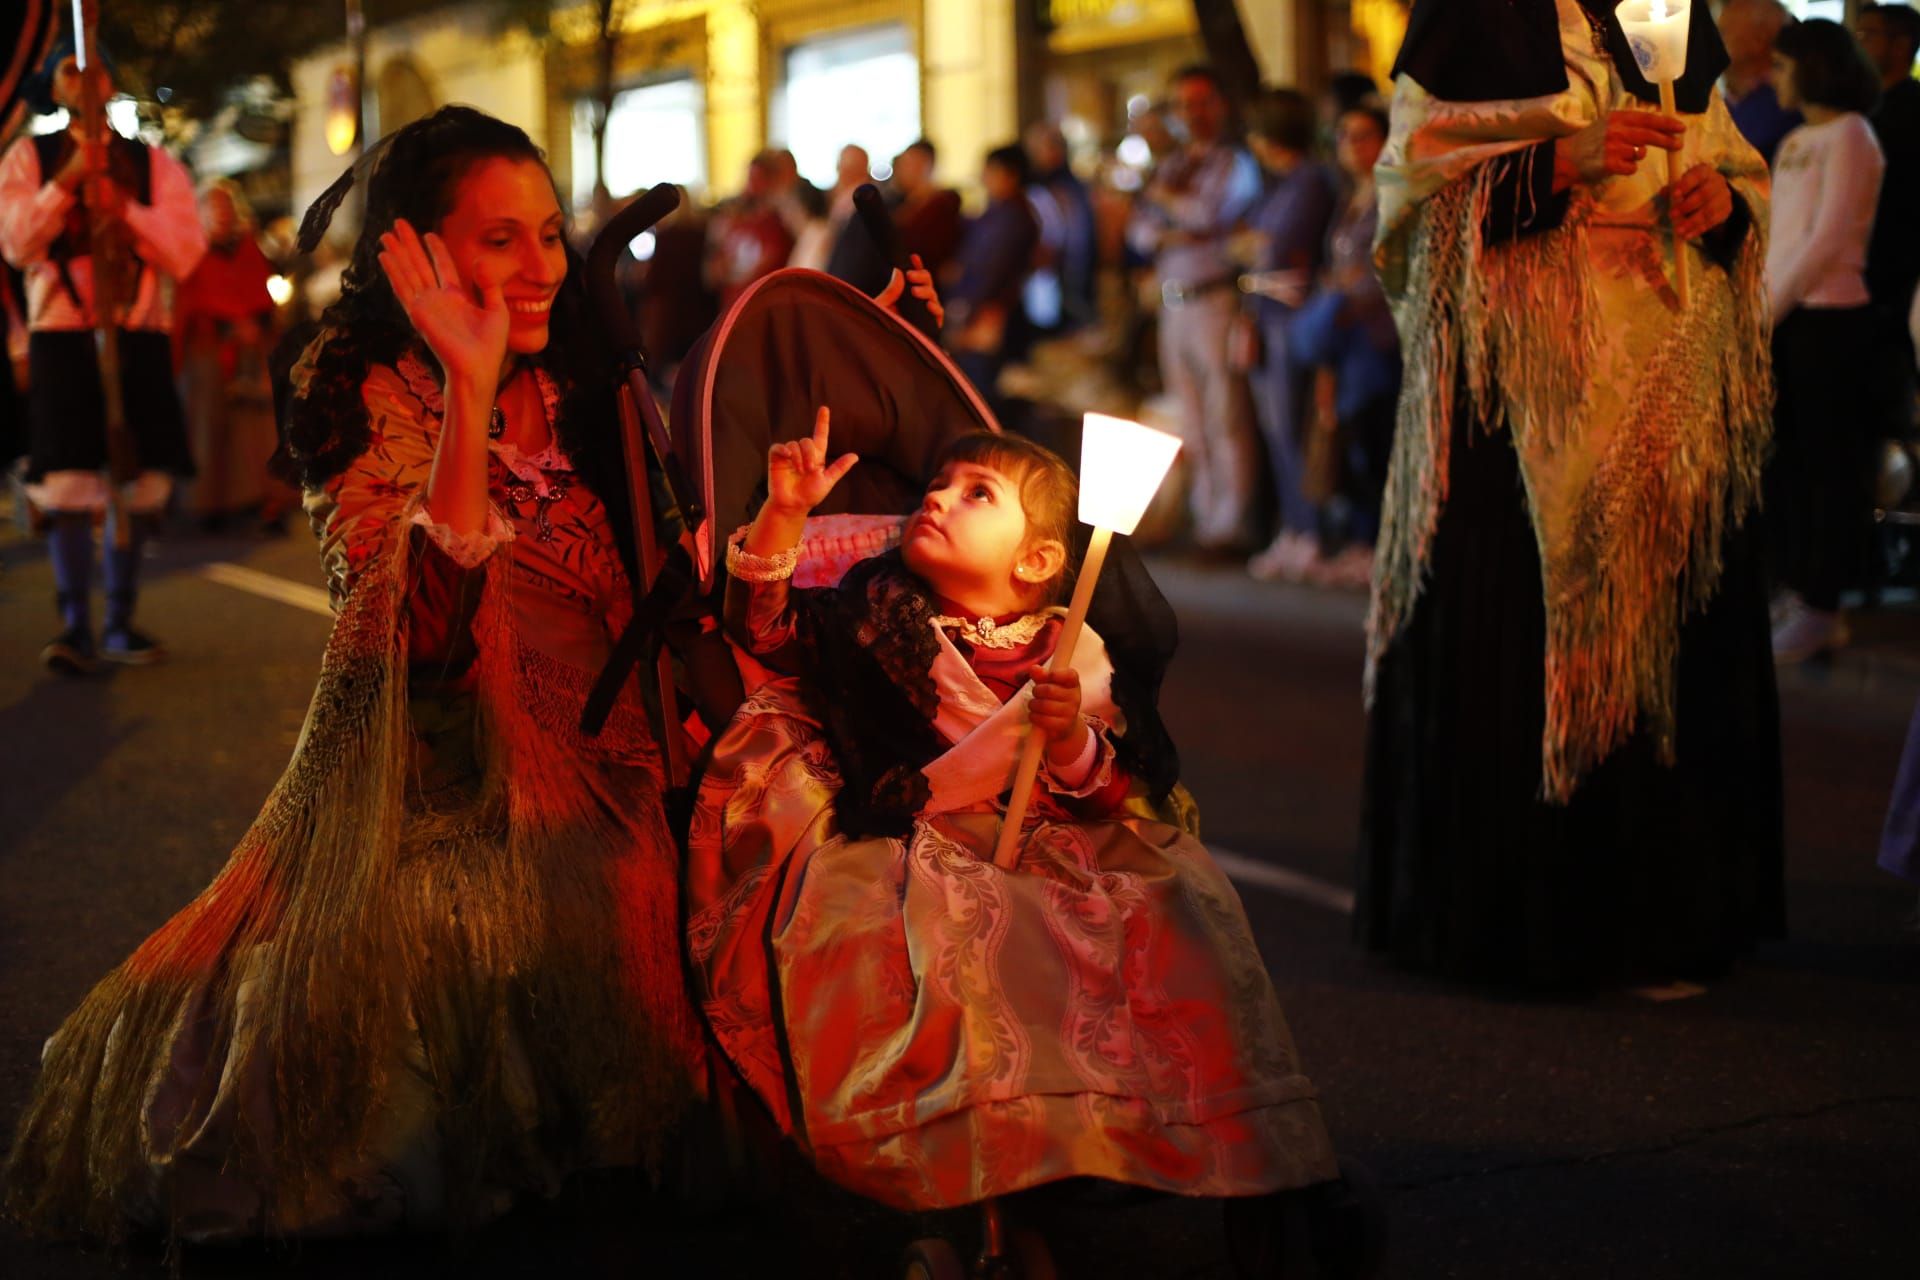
left=1246, top=88, right=1318, bottom=153
left=1776, top=18, right=1882, bottom=114
left=274, top=105, right=639, bottom=579
left=934, top=432, right=1078, bottom=604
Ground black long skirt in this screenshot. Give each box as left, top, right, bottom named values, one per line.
left=1358, top=414, right=1786, bottom=991
left=25, top=329, right=193, bottom=482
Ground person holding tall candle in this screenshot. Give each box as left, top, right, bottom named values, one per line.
left=1358, top=0, right=1784, bottom=992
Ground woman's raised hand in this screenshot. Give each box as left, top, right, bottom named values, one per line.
left=377, top=218, right=508, bottom=387
left=767, top=406, right=859, bottom=516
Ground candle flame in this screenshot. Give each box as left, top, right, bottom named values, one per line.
left=1652, top=0, right=1668, bottom=20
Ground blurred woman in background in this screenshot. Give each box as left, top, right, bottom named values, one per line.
left=173, top=178, right=287, bottom=531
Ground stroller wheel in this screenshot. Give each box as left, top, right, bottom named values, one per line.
left=1008, top=1226, right=1059, bottom=1280
left=1307, top=1159, right=1389, bottom=1280
left=902, top=1237, right=966, bottom=1280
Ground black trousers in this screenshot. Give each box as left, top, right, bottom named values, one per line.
left=1766, top=306, right=1888, bottom=611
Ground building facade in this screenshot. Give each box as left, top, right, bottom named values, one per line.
left=288, top=0, right=1406, bottom=223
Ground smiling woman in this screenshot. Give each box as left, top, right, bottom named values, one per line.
left=2, top=106, right=702, bottom=1244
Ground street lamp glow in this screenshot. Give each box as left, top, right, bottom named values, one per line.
left=1077, top=413, right=1181, bottom=536
left=324, top=66, right=357, bottom=156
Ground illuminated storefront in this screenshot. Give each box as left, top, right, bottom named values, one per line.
left=287, top=1, right=1403, bottom=218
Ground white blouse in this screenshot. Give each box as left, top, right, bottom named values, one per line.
left=1766, top=112, right=1884, bottom=323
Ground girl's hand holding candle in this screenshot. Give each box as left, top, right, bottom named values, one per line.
left=993, top=413, right=1181, bottom=869
left=1026, top=666, right=1093, bottom=770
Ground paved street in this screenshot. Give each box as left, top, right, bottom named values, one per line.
left=2, top=522, right=1917, bottom=1279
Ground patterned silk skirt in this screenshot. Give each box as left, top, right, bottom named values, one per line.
left=686, top=680, right=1338, bottom=1210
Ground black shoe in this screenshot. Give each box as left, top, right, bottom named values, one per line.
left=101, top=626, right=166, bottom=665
left=41, top=626, right=98, bottom=675
left=1305, top=1162, right=1389, bottom=1280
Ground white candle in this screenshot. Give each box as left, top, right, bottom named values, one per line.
left=1616, top=0, right=1691, bottom=84
left=1076, top=414, right=1183, bottom=537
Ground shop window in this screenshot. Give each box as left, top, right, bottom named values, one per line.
left=771, top=23, right=920, bottom=190
left=573, top=74, right=707, bottom=208
left=376, top=57, right=436, bottom=137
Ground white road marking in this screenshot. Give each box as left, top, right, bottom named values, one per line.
left=200, top=563, right=334, bottom=618
left=192, top=561, right=1357, bottom=917
left=1209, top=847, right=1356, bottom=915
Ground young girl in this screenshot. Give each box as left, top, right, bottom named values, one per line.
left=685, top=413, right=1345, bottom=1251
left=1764, top=18, right=1888, bottom=662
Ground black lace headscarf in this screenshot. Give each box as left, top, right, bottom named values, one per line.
left=272, top=105, right=639, bottom=583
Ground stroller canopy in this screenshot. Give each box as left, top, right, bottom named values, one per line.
left=667, top=266, right=1182, bottom=801
left=671, top=268, right=996, bottom=592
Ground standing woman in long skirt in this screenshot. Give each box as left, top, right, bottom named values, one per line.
left=1358, top=0, right=1787, bottom=991
left=4, top=106, right=701, bottom=1242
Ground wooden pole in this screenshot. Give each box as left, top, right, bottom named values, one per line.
left=73, top=0, right=136, bottom=548
left=1659, top=77, right=1690, bottom=311
left=991, top=525, right=1113, bottom=870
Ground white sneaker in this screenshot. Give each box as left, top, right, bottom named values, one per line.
left=1771, top=606, right=1848, bottom=664
left=1248, top=530, right=1317, bottom=583
left=1309, top=543, right=1375, bottom=591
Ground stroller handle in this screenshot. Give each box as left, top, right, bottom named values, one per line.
left=852, top=182, right=941, bottom=339
left=585, top=182, right=682, bottom=356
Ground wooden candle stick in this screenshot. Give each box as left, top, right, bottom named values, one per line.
left=1659, top=78, right=1691, bottom=310
left=991, top=526, right=1113, bottom=870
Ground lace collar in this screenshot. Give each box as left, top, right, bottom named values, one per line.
left=395, top=349, right=572, bottom=486
left=928, top=607, right=1062, bottom=650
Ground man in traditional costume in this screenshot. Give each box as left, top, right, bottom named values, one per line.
left=1358, top=0, right=1787, bottom=991
left=0, top=39, right=203, bottom=672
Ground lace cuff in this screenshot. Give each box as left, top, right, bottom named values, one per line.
left=726, top=525, right=801, bottom=582
left=1044, top=719, right=1116, bottom=796
left=410, top=502, right=515, bottom=569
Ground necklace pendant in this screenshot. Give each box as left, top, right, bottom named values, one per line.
left=976, top=616, right=996, bottom=640
left=488, top=405, right=506, bottom=440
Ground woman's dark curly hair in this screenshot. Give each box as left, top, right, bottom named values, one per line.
left=274, top=105, right=641, bottom=579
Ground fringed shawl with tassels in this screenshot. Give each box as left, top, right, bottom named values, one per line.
left=3, top=340, right=699, bottom=1242
left=1368, top=0, right=1772, bottom=802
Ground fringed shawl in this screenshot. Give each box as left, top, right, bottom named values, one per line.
left=1369, top=0, right=1773, bottom=801
left=4, top=349, right=696, bottom=1242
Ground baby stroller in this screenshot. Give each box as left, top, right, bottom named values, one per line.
left=669, top=268, right=1376, bottom=1279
